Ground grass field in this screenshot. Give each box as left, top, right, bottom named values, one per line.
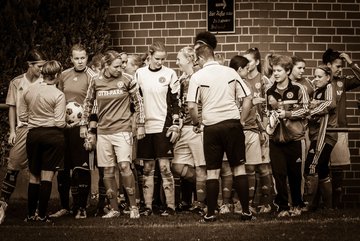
left=1, top=200, right=359, bottom=241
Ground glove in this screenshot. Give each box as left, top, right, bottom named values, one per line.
left=166, top=125, right=180, bottom=143
left=84, top=133, right=96, bottom=151
left=265, top=110, right=280, bottom=135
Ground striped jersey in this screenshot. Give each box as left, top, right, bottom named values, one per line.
left=187, top=61, right=251, bottom=126
left=6, top=74, right=43, bottom=127
left=134, top=65, right=180, bottom=134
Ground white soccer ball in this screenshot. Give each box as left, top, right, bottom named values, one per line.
left=66, top=101, right=83, bottom=124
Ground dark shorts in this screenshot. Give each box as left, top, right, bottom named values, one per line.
left=137, top=128, right=173, bottom=160
left=27, top=127, right=65, bottom=176
left=203, top=119, right=246, bottom=170
left=64, top=126, right=90, bottom=170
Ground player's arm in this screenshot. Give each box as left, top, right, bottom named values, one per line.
left=79, top=77, right=96, bottom=138
left=128, top=79, right=145, bottom=140
left=8, top=106, right=17, bottom=145
left=236, top=77, right=252, bottom=126
left=54, top=93, right=67, bottom=128
left=310, top=84, right=334, bottom=116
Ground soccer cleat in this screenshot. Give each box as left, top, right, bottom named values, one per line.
left=160, top=207, right=176, bottom=217
left=140, top=207, right=153, bottom=216
left=75, top=208, right=87, bottom=219
left=189, top=201, right=206, bottom=216
left=102, top=209, right=120, bottom=219
left=199, top=214, right=217, bottom=223
left=129, top=206, right=140, bottom=219
left=49, top=208, right=69, bottom=218
left=277, top=210, right=291, bottom=218
left=233, top=201, right=242, bottom=214
left=0, top=200, right=8, bottom=224
left=249, top=205, right=257, bottom=214
left=241, top=211, right=256, bottom=221
left=290, top=206, right=302, bottom=217
left=119, top=200, right=130, bottom=214
left=24, top=215, right=37, bottom=222
left=258, top=204, right=272, bottom=214
left=219, top=203, right=232, bottom=214
left=37, top=216, right=53, bottom=223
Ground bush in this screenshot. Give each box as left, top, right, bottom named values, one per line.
left=0, top=0, right=110, bottom=165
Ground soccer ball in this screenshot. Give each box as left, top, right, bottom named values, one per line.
left=66, top=101, right=83, bottom=124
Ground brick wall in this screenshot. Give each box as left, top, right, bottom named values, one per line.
left=109, top=0, right=360, bottom=207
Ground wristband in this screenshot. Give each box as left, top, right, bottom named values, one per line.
left=88, top=127, right=97, bottom=135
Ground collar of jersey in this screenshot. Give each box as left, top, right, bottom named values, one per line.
left=203, top=61, right=219, bottom=68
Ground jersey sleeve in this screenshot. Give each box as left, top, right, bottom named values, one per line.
left=6, top=80, right=17, bottom=106
left=186, top=75, right=200, bottom=104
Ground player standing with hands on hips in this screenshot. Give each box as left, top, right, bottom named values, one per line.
left=187, top=44, right=254, bottom=222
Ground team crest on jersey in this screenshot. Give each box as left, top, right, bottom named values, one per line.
left=117, top=81, right=124, bottom=89
left=337, top=81, right=343, bottom=88
left=286, top=92, right=294, bottom=99
left=159, top=76, right=166, bottom=83
left=255, top=82, right=261, bottom=90
left=317, top=93, right=322, bottom=99
left=73, top=77, right=78, bottom=81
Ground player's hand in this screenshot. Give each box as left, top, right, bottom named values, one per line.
left=268, top=95, right=279, bottom=109
left=166, top=125, right=180, bottom=143
left=340, top=53, right=352, bottom=65
left=84, top=133, right=96, bottom=151
left=192, top=123, right=202, bottom=134
left=80, top=125, right=88, bottom=138
left=8, top=131, right=16, bottom=146
left=260, top=131, right=268, bottom=145
left=252, top=97, right=266, bottom=105
left=137, top=126, right=145, bottom=140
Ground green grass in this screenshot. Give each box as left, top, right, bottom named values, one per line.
left=1, top=200, right=360, bottom=241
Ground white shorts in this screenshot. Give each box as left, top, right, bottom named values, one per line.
left=96, top=131, right=133, bottom=167
left=330, top=132, right=350, bottom=166
left=8, top=126, right=28, bottom=170
left=173, top=125, right=206, bottom=167
left=244, top=130, right=263, bottom=165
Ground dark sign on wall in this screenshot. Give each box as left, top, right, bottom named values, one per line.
left=207, top=0, right=235, bottom=33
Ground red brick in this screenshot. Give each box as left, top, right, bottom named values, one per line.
left=226, top=36, right=239, bottom=43
left=239, top=36, right=252, bottom=43
left=167, top=5, right=180, bottom=12
left=275, top=3, right=293, bottom=10
left=175, top=13, right=188, bottom=20
left=317, top=28, right=335, bottom=35
left=308, top=12, right=327, bottom=19
left=239, top=3, right=253, bottom=10
left=149, top=29, right=161, bottom=36
left=254, top=19, right=274, bottom=27
left=270, top=11, right=288, bottom=19
left=294, top=51, right=312, bottom=59
left=294, top=36, right=312, bottom=43
left=121, top=7, right=134, bottom=14
left=313, top=20, right=331, bottom=27
left=154, top=22, right=166, bottom=28
left=180, top=5, right=193, bottom=12
left=140, top=22, right=152, bottom=29
left=275, top=19, right=293, bottom=26
left=279, top=27, right=296, bottom=35
left=314, top=36, right=331, bottom=43
left=108, top=7, right=121, bottom=14
left=143, top=14, right=156, bottom=21
left=294, top=20, right=312, bottom=26
left=328, top=11, right=346, bottom=19
left=289, top=43, right=307, bottom=51
left=343, top=36, right=360, bottom=43
left=237, top=11, right=249, bottom=18
left=275, top=35, right=294, bottom=42
left=130, top=14, right=142, bottom=21
left=166, top=21, right=179, bottom=28
left=136, top=30, right=149, bottom=38
left=294, top=3, right=312, bottom=10
left=181, top=29, right=195, bottom=36
left=122, top=31, right=135, bottom=37
left=270, top=43, right=287, bottom=51
left=308, top=44, right=327, bottom=51
left=110, top=0, right=122, bottom=6
left=254, top=2, right=274, bottom=10
left=147, top=6, right=154, bottom=13
left=337, top=28, right=355, bottom=35
left=313, top=3, right=331, bottom=10
left=120, top=38, right=132, bottom=45
left=343, top=4, right=359, bottom=11
left=289, top=11, right=307, bottom=18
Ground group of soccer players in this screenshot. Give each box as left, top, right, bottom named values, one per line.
left=0, top=31, right=359, bottom=224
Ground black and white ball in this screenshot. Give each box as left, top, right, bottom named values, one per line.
left=66, top=101, right=83, bottom=124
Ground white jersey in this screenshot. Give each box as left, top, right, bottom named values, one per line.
left=134, top=65, right=180, bottom=133
left=187, top=61, right=251, bottom=126
left=6, top=74, right=43, bottom=127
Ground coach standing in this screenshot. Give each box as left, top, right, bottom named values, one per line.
left=187, top=44, right=253, bottom=222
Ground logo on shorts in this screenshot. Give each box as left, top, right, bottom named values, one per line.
left=337, top=81, right=343, bottom=88
left=286, top=92, right=294, bottom=99
left=159, top=76, right=166, bottom=83
left=117, top=81, right=124, bottom=89
left=255, top=82, right=261, bottom=90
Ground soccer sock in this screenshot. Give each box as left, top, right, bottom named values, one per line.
left=135, top=164, right=144, bottom=204
left=259, top=174, right=272, bottom=205
left=173, top=174, right=181, bottom=206
left=206, top=179, right=219, bottom=216
left=221, top=174, right=233, bottom=204
left=161, top=169, right=175, bottom=210
left=153, top=163, right=162, bottom=208
left=97, top=168, right=107, bottom=209
left=331, top=167, right=343, bottom=208
left=27, top=183, right=40, bottom=217
left=1, top=170, right=19, bottom=202
left=121, top=170, right=137, bottom=207
left=196, top=179, right=207, bottom=204
left=38, top=181, right=52, bottom=218
left=73, top=169, right=91, bottom=210
left=247, top=171, right=256, bottom=205
left=319, top=177, right=333, bottom=209
left=234, top=175, right=250, bottom=213
left=143, top=170, right=155, bottom=209
left=181, top=179, right=194, bottom=205
left=57, top=169, right=71, bottom=210
left=103, top=175, right=119, bottom=211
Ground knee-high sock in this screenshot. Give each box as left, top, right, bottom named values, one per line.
left=221, top=174, right=233, bottom=204
left=161, top=169, right=175, bottom=209
left=121, top=170, right=137, bottom=207
left=247, top=172, right=256, bottom=204
left=331, top=167, right=343, bottom=209
left=97, top=167, right=107, bottom=209
left=259, top=174, right=272, bottom=206
left=143, top=170, right=155, bottom=209
left=73, top=169, right=91, bottom=210
left=153, top=163, right=163, bottom=207
left=135, top=164, right=144, bottom=204
left=319, top=177, right=332, bottom=209
left=181, top=179, right=194, bottom=205
left=103, top=176, right=119, bottom=211
left=38, top=181, right=52, bottom=218
left=206, top=179, right=219, bottom=216
left=173, top=174, right=181, bottom=206
left=57, top=169, right=71, bottom=210
left=196, top=179, right=207, bottom=204
left=1, top=170, right=19, bottom=202
left=27, top=183, right=40, bottom=217
left=234, top=175, right=249, bottom=213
